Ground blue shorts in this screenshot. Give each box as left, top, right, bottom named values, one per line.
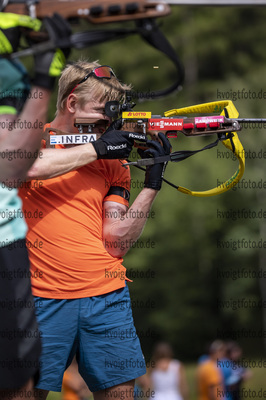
left=34, top=285, right=146, bottom=392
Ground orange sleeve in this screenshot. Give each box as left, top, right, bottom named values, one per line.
left=207, top=365, right=222, bottom=386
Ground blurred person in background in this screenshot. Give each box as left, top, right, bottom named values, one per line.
left=225, top=341, right=252, bottom=400
left=62, top=358, right=92, bottom=400
left=146, top=342, right=189, bottom=400
left=197, top=340, right=226, bottom=400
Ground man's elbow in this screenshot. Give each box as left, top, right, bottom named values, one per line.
left=107, top=248, right=127, bottom=258
left=26, top=163, right=44, bottom=180
left=103, top=235, right=129, bottom=258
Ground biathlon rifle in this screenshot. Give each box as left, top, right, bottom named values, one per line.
left=1, top=0, right=184, bottom=98
left=47, top=97, right=266, bottom=197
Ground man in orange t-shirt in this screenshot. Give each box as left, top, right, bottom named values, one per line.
left=19, top=61, right=171, bottom=400
left=197, top=341, right=226, bottom=400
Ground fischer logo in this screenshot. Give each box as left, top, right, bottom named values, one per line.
left=148, top=119, right=183, bottom=130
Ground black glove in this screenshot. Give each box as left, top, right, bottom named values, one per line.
left=92, top=122, right=147, bottom=159
left=32, top=13, right=72, bottom=90
left=138, top=132, right=172, bottom=191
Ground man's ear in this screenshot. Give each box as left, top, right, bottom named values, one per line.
left=66, top=94, right=78, bottom=114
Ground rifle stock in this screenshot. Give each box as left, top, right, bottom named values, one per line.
left=4, top=0, right=171, bottom=23
left=2, top=1, right=183, bottom=99
left=43, top=115, right=243, bottom=150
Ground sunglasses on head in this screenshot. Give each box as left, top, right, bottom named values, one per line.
left=69, top=65, right=116, bottom=95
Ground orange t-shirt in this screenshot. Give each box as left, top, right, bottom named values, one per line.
left=62, top=370, right=80, bottom=400
left=197, top=359, right=224, bottom=400
left=19, top=133, right=131, bottom=299
left=62, top=368, right=91, bottom=400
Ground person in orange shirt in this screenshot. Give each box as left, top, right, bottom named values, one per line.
left=197, top=340, right=226, bottom=400
left=62, top=358, right=92, bottom=400
left=19, top=60, right=171, bottom=400
left=0, top=12, right=70, bottom=397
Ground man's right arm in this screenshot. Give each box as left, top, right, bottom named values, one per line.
left=26, top=130, right=146, bottom=180
left=26, top=144, right=98, bottom=180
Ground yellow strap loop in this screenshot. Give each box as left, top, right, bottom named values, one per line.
left=164, top=100, right=245, bottom=197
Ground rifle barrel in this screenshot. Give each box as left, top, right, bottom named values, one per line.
left=167, top=0, right=266, bottom=4
left=235, top=118, right=266, bottom=123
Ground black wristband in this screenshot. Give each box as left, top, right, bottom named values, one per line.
left=32, top=73, right=56, bottom=90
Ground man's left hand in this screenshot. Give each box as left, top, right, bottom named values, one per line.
left=138, top=132, right=172, bottom=191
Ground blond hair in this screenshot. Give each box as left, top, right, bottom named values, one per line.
left=56, top=60, right=131, bottom=115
